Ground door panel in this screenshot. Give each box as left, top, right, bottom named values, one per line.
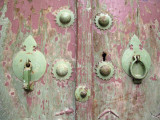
left=0, top=0, right=76, bottom=120
left=92, top=0, right=160, bottom=120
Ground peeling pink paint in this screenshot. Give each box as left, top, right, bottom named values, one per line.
left=7, top=74, right=11, bottom=80
left=5, top=82, right=9, bottom=86
left=26, top=96, right=32, bottom=107
left=150, top=74, right=157, bottom=81
left=11, top=92, right=15, bottom=96
left=139, top=0, right=160, bottom=24
left=37, top=90, right=41, bottom=95
left=42, top=100, right=45, bottom=110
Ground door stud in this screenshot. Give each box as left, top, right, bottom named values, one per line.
left=56, top=9, right=75, bottom=28
left=94, top=13, right=113, bottom=30
left=95, top=61, right=114, bottom=80
left=75, top=86, right=91, bottom=102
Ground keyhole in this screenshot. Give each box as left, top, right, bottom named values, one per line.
left=26, top=62, right=30, bottom=67
left=102, top=52, right=107, bottom=61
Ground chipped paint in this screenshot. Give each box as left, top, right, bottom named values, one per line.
left=0, top=0, right=160, bottom=119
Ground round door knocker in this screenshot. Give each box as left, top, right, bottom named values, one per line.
left=122, top=35, right=151, bottom=84
left=95, top=61, right=114, bottom=80
left=75, top=86, right=91, bottom=102
left=94, top=13, right=113, bottom=30
left=56, top=9, right=75, bottom=28
left=52, top=59, right=72, bottom=80
left=130, top=55, right=148, bottom=80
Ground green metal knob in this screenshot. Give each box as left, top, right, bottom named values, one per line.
left=98, top=16, right=109, bottom=27
left=95, top=61, right=114, bottom=80
left=52, top=60, right=72, bottom=80
left=59, top=12, right=71, bottom=24
left=56, top=64, right=68, bottom=77
left=99, top=65, right=111, bottom=76
left=80, top=92, right=87, bottom=98
left=75, top=86, right=91, bottom=102
left=94, top=13, right=113, bottom=30
left=130, top=55, right=148, bottom=80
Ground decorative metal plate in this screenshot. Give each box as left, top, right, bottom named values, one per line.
left=56, top=9, right=75, bottom=28
left=122, top=34, right=151, bottom=78
left=75, top=85, right=91, bottom=102
left=95, top=61, right=114, bottom=80
left=52, top=59, right=72, bottom=80
left=12, top=35, right=46, bottom=81
left=94, top=13, right=113, bottom=30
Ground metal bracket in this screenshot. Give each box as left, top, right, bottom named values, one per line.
left=12, top=35, right=46, bottom=90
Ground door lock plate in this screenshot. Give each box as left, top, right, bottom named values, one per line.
left=12, top=35, right=46, bottom=90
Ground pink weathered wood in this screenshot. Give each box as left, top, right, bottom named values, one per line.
left=76, top=0, right=94, bottom=119
left=0, top=0, right=76, bottom=120
left=0, top=0, right=160, bottom=120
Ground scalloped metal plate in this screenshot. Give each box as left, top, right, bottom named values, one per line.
left=12, top=35, right=46, bottom=81
left=56, top=9, right=75, bottom=28
left=122, top=34, right=151, bottom=76
left=52, top=59, right=72, bottom=80
left=95, top=61, right=114, bottom=80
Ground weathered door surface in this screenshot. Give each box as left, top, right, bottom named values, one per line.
left=0, top=0, right=160, bottom=120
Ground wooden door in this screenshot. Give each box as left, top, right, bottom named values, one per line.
left=0, top=0, right=160, bottom=120
left=0, top=0, right=77, bottom=120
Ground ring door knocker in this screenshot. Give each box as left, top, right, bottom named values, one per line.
left=122, top=35, right=151, bottom=84
left=130, top=55, right=148, bottom=80
left=12, top=35, right=46, bottom=91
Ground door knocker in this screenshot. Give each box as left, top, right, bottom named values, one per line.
left=12, top=35, right=47, bottom=91
left=122, top=35, right=151, bottom=84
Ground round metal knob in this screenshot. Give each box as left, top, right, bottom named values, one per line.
left=99, top=65, right=111, bottom=76
left=56, top=64, right=68, bottom=77
left=59, top=12, right=71, bottom=24
left=80, top=92, right=87, bottom=98
left=98, top=16, right=109, bottom=27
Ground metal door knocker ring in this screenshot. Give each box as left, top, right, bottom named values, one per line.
left=130, top=55, right=148, bottom=80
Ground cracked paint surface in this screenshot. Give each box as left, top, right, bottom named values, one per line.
left=0, top=0, right=160, bottom=120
